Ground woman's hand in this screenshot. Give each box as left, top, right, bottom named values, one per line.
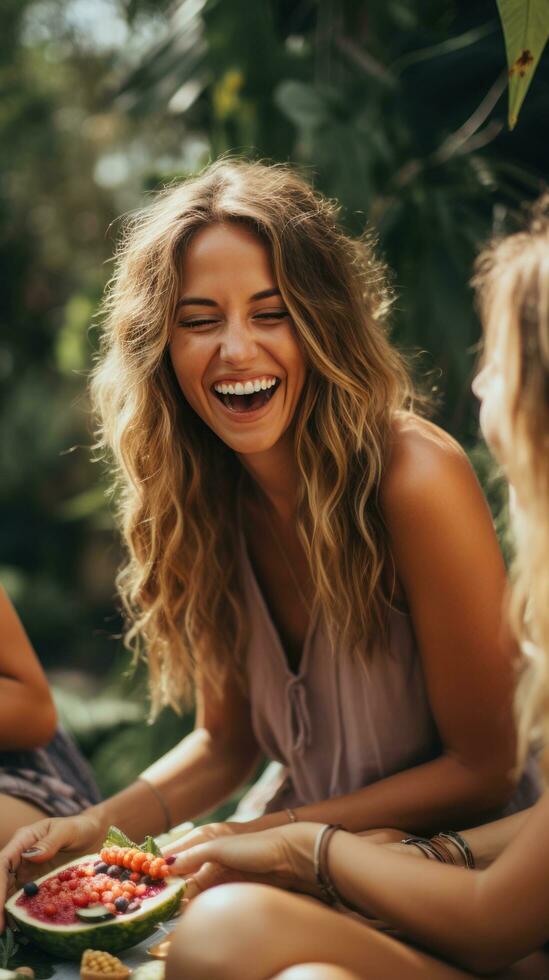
left=0, top=811, right=106, bottom=930
left=162, top=820, right=255, bottom=859
left=168, top=822, right=320, bottom=901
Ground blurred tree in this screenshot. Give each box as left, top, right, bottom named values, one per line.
left=112, top=0, right=548, bottom=435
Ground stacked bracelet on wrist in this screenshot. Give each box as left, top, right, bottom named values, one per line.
left=436, top=831, right=475, bottom=869
left=401, top=831, right=474, bottom=868
left=314, top=824, right=343, bottom=906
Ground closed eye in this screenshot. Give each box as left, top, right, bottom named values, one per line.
left=253, top=311, right=289, bottom=321
left=177, top=311, right=289, bottom=329
left=177, top=318, right=220, bottom=329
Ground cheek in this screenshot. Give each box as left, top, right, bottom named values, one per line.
left=169, top=342, right=203, bottom=410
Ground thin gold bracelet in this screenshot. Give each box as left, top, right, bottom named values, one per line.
left=285, top=808, right=298, bottom=824
left=138, top=776, right=172, bottom=834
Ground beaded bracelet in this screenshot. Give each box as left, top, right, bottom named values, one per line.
left=313, top=824, right=343, bottom=905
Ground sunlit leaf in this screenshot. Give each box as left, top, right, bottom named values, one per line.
left=496, top=0, right=549, bottom=128
left=274, top=80, right=330, bottom=130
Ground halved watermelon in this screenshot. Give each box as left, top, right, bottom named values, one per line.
left=5, top=855, right=185, bottom=961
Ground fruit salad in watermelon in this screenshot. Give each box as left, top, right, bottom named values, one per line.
left=5, top=829, right=185, bottom=960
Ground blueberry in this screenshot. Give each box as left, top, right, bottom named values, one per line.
left=23, top=881, right=39, bottom=897
left=107, top=864, right=122, bottom=878
left=141, top=875, right=152, bottom=885
left=94, top=862, right=108, bottom=875
left=127, top=900, right=141, bottom=912
left=114, top=896, right=129, bottom=913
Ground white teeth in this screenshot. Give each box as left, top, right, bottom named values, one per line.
left=213, top=376, right=279, bottom=395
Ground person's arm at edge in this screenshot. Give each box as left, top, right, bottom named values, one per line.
left=0, top=587, right=57, bottom=749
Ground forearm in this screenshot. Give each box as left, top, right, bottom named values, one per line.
left=90, top=727, right=259, bottom=843
left=251, top=752, right=512, bottom=835
left=0, top=680, right=57, bottom=749
left=459, top=808, right=531, bottom=869
left=326, top=833, right=491, bottom=972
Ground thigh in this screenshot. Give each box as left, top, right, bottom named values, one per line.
left=495, top=950, right=549, bottom=979
left=0, top=794, right=47, bottom=849
left=167, top=883, right=472, bottom=980
left=272, top=965, right=363, bottom=979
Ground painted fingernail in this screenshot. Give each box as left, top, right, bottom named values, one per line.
left=22, top=847, right=43, bottom=856
left=165, top=856, right=176, bottom=865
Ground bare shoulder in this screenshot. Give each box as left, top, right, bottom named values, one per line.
left=380, top=413, right=484, bottom=530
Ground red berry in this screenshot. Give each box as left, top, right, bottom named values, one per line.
left=130, top=872, right=140, bottom=882
left=44, top=902, right=57, bottom=917
left=68, top=879, right=80, bottom=891
left=73, top=892, right=89, bottom=908
left=58, top=870, right=72, bottom=882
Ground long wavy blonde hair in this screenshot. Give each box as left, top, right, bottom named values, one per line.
left=91, top=159, right=417, bottom=715
left=472, top=196, right=549, bottom=778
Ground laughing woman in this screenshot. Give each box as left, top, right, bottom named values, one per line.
left=163, top=193, right=549, bottom=980
left=0, top=160, right=537, bottom=918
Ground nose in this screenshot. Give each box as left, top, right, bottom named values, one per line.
left=219, top=316, right=258, bottom=365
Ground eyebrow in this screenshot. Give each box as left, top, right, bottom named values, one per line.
left=175, top=288, right=281, bottom=311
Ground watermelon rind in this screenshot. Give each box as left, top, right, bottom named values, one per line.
left=5, top=855, right=185, bottom=961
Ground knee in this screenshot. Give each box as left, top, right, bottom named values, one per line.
left=166, top=882, right=283, bottom=980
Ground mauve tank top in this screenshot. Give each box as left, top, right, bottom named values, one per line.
left=239, top=528, right=540, bottom=816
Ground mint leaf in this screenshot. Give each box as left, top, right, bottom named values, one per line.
left=103, top=825, right=162, bottom=857
left=102, top=825, right=139, bottom=850
left=140, top=835, right=162, bottom=857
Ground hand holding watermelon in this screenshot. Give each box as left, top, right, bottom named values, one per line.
left=0, top=812, right=108, bottom=931
left=3, top=829, right=185, bottom=960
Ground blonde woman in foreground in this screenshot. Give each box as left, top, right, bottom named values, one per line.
left=158, top=197, right=549, bottom=978
left=0, top=162, right=537, bottom=928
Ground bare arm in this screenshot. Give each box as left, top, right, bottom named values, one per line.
left=175, top=794, right=549, bottom=975
left=244, top=421, right=518, bottom=834
left=0, top=587, right=57, bottom=749
left=88, top=668, right=261, bottom=843
left=323, top=793, right=549, bottom=973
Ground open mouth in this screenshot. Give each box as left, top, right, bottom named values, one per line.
left=212, top=378, right=281, bottom=414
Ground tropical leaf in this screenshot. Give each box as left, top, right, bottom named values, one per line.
left=274, top=81, right=330, bottom=130
left=0, top=928, right=18, bottom=969
left=496, top=0, right=549, bottom=128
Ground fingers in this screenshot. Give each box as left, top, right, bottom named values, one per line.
left=162, top=826, right=208, bottom=857
left=184, top=861, right=242, bottom=899
left=170, top=841, right=220, bottom=877
left=159, top=823, right=195, bottom=857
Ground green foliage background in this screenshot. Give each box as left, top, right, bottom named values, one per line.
left=1, top=0, right=548, bottom=800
